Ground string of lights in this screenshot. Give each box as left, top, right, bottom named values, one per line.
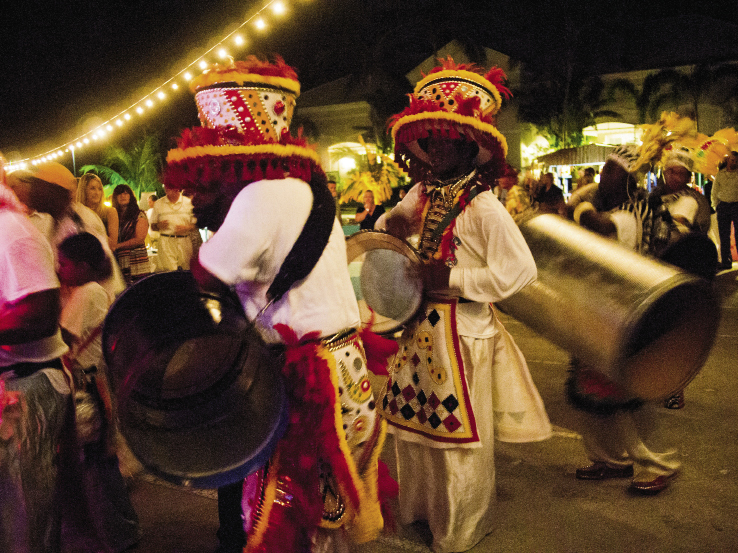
left=4, top=0, right=295, bottom=173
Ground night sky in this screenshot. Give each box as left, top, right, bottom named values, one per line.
left=2, top=0, right=737, bottom=167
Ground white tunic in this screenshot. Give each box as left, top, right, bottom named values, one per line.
left=0, top=209, right=68, bottom=366
left=198, top=178, right=361, bottom=343
left=379, top=183, right=551, bottom=553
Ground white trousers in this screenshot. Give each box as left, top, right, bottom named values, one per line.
left=157, top=235, right=193, bottom=271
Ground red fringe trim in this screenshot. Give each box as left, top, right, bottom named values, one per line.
left=162, top=126, right=325, bottom=198
left=393, top=121, right=505, bottom=188
left=274, top=324, right=360, bottom=507
left=201, top=55, right=298, bottom=81
left=377, top=460, right=399, bottom=533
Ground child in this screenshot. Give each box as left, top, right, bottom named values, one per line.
left=57, top=232, right=141, bottom=552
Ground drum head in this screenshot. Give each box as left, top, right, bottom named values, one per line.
left=346, top=230, right=423, bottom=335
left=102, top=271, right=288, bottom=488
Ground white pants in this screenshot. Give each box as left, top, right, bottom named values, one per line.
left=157, top=235, right=193, bottom=271
left=577, top=407, right=680, bottom=481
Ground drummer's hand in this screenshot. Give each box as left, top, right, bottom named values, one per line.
left=422, top=262, right=451, bottom=291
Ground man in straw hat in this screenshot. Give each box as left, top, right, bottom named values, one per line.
left=376, top=57, right=551, bottom=552
left=164, top=56, right=397, bottom=553
left=0, top=156, right=74, bottom=553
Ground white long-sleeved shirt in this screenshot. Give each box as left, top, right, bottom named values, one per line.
left=198, top=178, right=361, bottom=344
left=712, top=169, right=738, bottom=208
left=377, top=183, right=537, bottom=338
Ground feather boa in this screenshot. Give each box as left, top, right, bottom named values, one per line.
left=246, top=325, right=361, bottom=552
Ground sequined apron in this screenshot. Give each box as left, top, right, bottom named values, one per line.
left=381, top=299, right=479, bottom=445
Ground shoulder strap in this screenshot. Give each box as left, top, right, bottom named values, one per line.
left=429, top=184, right=484, bottom=244
left=265, top=175, right=335, bottom=303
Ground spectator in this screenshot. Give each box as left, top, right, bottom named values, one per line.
left=534, top=172, right=565, bottom=215
left=9, top=162, right=125, bottom=301
left=495, top=163, right=518, bottom=205
left=149, top=184, right=196, bottom=271
left=1, top=163, right=74, bottom=553
left=575, top=166, right=596, bottom=191
left=77, top=173, right=118, bottom=251
left=57, top=232, right=141, bottom=552
left=327, top=179, right=342, bottom=223
left=711, top=150, right=738, bottom=270
left=354, top=190, right=385, bottom=230
left=111, top=184, right=151, bottom=285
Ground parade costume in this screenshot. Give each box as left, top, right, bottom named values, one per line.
left=163, top=57, right=395, bottom=552
left=380, top=58, right=551, bottom=552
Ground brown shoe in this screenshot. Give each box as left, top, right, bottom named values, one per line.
left=576, top=461, right=634, bottom=480
left=629, top=473, right=677, bottom=495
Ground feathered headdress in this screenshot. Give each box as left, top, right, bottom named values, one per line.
left=634, top=112, right=738, bottom=179
left=388, top=56, right=511, bottom=184
left=163, top=56, right=323, bottom=195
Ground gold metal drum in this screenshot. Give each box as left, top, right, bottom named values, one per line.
left=497, top=214, right=720, bottom=402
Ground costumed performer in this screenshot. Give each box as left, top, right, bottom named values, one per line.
left=163, top=56, right=398, bottom=553
left=375, top=57, right=552, bottom=553
left=565, top=145, right=682, bottom=494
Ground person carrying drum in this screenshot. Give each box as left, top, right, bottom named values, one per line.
left=375, top=57, right=552, bottom=553
left=566, top=145, right=684, bottom=494
left=163, top=56, right=396, bottom=553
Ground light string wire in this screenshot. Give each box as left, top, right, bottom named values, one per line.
left=5, top=0, right=291, bottom=172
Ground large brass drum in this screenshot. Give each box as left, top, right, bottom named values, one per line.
left=497, top=214, right=720, bottom=402
left=102, top=271, right=288, bottom=488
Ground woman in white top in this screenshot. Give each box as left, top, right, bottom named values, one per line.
left=77, top=173, right=119, bottom=251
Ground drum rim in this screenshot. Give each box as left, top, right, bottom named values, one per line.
left=346, top=230, right=423, bottom=334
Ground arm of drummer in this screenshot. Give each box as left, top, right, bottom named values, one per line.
left=375, top=183, right=422, bottom=239
left=191, top=255, right=232, bottom=297
left=448, top=194, right=537, bottom=302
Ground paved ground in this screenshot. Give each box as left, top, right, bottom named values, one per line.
left=122, top=266, right=738, bottom=553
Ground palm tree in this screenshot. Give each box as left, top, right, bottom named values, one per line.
left=79, top=134, right=164, bottom=199
left=606, top=70, right=684, bottom=125
left=516, top=70, right=620, bottom=149
left=606, top=63, right=738, bottom=130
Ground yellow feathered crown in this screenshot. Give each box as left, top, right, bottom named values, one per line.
left=635, top=112, right=738, bottom=179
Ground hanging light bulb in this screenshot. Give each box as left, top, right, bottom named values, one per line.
left=16, top=0, right=316, bottom=164
left=272, top=2, right=286, bottom=15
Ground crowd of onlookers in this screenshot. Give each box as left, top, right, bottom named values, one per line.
left=1, top=162, right=200, bottom=553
